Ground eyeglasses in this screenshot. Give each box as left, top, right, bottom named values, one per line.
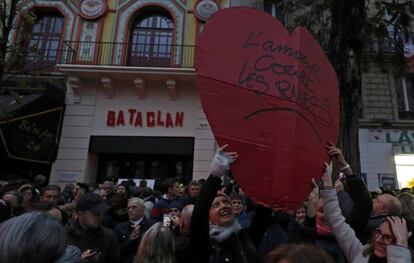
left=374, top=228, right=395, bottom=245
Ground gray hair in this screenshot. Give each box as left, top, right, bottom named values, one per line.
left=383, top=194, right=403, bottom=216
left=0, top=212, right=66, bottom=263
left=135, top=222, right=175, bottom=263
left=129, top=197, right=145, bottom=208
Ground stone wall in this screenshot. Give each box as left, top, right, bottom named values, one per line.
left=361, top=61, right=396, bottom=122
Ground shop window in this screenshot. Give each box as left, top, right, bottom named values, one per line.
left=25, top=13, right=64, bottom=69
left=394, top=155, right=414, bottom=188
left=263, top=0, right=286, bottom=25
left=128, top=11, right=174, bottom=67
left=396, top=76, right=414, bottom=119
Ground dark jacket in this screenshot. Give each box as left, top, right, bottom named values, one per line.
left=175, top=235, right=192, bottom=263
left=114, top=217, right=155, bottom=263
left=191, top=176, right=270, bottom=263
left=66, top=220, right=120, bottom=263
left=342, top=175, right=373, bottom=242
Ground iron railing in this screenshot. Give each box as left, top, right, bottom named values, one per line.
left=59, top=41, right=195, bottom=68
left=366, top=31, right=411, bottom=54
left=20, top=32, right=408, bottom=71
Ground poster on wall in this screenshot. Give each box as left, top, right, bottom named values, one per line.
left=195, top=7, right=339, bottom=210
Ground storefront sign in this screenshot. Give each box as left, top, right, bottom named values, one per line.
left=369, top=130, right=414, bottom=144
left=106, top=110, right=184, bottom=128
left=393, top=144, right=414, bottom=154
left=0, top=107, right=64, bottom=164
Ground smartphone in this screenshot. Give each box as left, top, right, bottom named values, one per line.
left=339, top=172, right=346, bottom=182
left=163, top=214, right=171, bottom=227
left=317, top=177, right=324, bottom=189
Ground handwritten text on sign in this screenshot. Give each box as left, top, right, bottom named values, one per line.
left=195, top=7, right=339, bottom=210
left=106, top=110, right=184, bottom=128
left=238, top=30, right=334, bottom=142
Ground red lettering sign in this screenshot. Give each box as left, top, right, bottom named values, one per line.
left=107, top=111, right=116, bottom=127
left=147, top=112, right=155, bottom=127
left=128, top=109, right=136, bottom=125
left=166, top=112, right=174, bottom=128
left=106, top=110, right=184, bottom=128
left=116, top=110, right=125, bottom=126
left=157, top=111, right=165, bottom=126
left=175, top=112, right=184, bottom=127
left=135, top=112, right=142, bottom=127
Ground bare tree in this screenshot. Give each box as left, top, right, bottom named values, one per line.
left=0, top=0, right=37, bottom=83
left=0, top=0, right=38, bottom=118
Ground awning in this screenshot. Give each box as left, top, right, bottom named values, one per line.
left=0, top=80, right=65, bottom=164
left=89, top=136, right=195, bottom=155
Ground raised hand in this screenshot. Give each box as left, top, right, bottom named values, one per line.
left=81, top=249, right=101, bottom=262
left=388, top=216, right=411, bottom=248
left=322, top=162, right=333, bottom=189
left=209, top=144, right=238, bottom=177
left=326, top=141, right=353, bottom=176
left=307, top=179, right=319, bottom=218
left=334, top=179, right=344, bottom=193
left=129, top=224, right=140, bottom=240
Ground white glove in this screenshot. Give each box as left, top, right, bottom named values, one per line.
left=209, top=144, right=238, bottom=177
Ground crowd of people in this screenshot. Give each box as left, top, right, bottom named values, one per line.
left=0, top=143, right=413, bottom=262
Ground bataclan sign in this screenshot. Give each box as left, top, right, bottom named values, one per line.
left=106, top=110, right=184, bottom=128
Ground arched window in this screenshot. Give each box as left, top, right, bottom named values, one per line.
left=129, top=12, right=174, bottom=67
left=26, top=13, right=64, bottom=68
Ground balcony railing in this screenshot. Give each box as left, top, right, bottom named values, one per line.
left=366, top=31, right=409, bottom=54
left=60, top=41, right=195, bottom=68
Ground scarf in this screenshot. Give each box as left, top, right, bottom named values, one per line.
left=209, top=220, right=242, bottom=242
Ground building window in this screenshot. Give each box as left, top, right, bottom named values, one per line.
left=394, top=156, right=414, bottom=188
left=129, top=12, right=174, bottom=67
left=263, top=0, right=286, bottom=25
left=26, top=14, right=64, bottom=69
left=396, top=77, right=414, bottom=119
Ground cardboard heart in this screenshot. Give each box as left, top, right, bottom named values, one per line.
left=196, top=7, right=339, bottom=210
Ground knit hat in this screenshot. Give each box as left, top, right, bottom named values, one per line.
left=168, top=201, right=183, bottom=211
left=76, top=193, right=109, bottom=213
left=216, top=191, right=231, bottom=203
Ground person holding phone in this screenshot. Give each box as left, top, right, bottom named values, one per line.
left=66, top=193, right=120, bottom=263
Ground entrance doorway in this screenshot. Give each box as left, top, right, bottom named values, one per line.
left=89, top=136, right=195, bottom=184
left=97, top=153, right=193, bottom=184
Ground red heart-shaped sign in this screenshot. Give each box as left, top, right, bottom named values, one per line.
left=196, top=7, right=339, bottom=210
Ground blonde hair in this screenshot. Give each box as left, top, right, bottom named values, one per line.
left=134, top=222, right=175, bottom=263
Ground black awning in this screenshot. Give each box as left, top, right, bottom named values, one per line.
left=0, top=80, right=65, bottom=117
left=0, top=80, right=65, bottom=164
left=89, top=136, right=195, bottom=155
